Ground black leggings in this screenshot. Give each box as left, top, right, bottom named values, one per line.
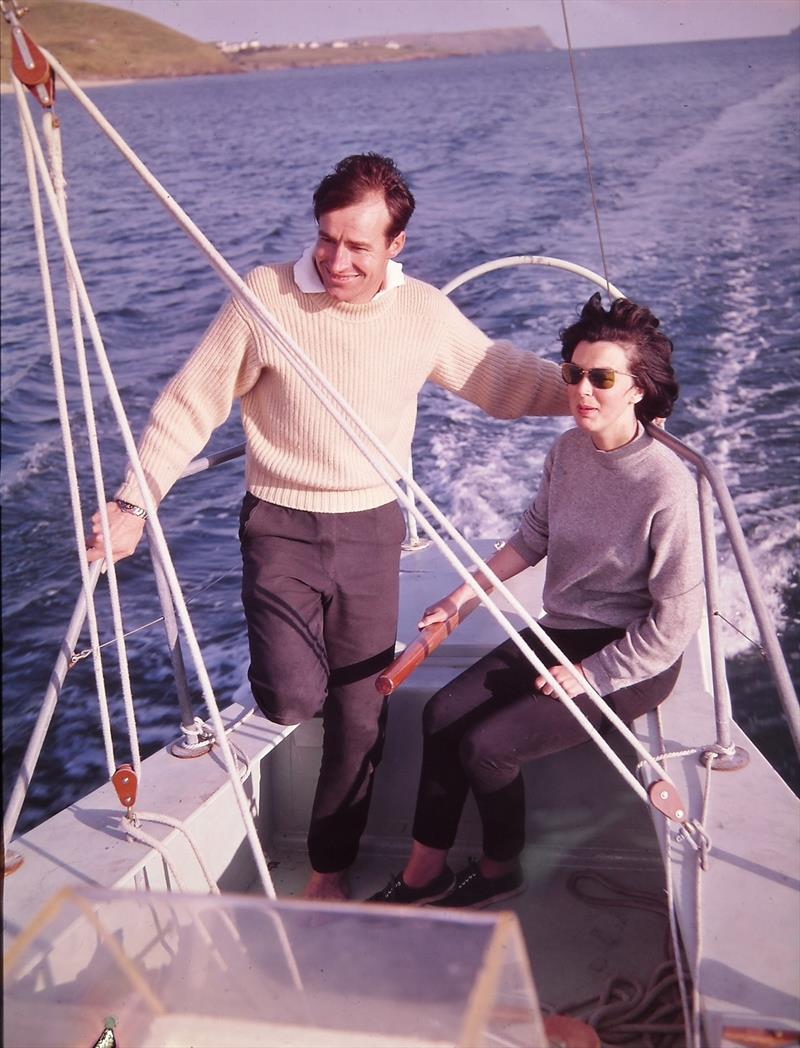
left=412, top=625, right=681, bottom=862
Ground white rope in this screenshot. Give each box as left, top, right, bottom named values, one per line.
left=12, top=72, right=279, bottom=905
left=126, top=820, right=304, bottom=997
left=124, top=813, right=303, bottom=991
left=662, top=799, right=695, bottom=1047
left=126, top=812, right=220, bottom=894
left=15, top=92, right=116, bottom=777
left=39, top=49, right=680, bottom=810
left=2, top=563, right=103, bottom=853
left=123, top=818, right=190, bottom=894
left=654, top=704, right=717, bottom=1048
left=686, top=750, right=719, bottom=1046
left=41, top=106, right=142, bottom=779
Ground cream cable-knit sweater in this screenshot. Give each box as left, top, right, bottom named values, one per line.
left=117, top=263, right=568, bottom=514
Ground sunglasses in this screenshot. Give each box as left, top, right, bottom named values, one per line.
left=561, top=362, right=635, bottom=389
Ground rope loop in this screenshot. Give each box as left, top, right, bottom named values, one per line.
left=702, top=741, right=737, bottom=763
left=180, top=717, right=216, bottom=748
left=124, top=810, right=220, bottom=894
left=676, top=820, right=712, bottom=870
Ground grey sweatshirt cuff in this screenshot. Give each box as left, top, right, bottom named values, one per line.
left=506, top=530, right=545, bottom=566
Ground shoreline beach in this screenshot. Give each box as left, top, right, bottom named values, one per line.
left=1, top=76, right=139, bottom=93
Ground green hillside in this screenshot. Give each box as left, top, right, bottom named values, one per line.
left=0, top=0, right=234, bottom=83
left=1, top=1, right=558, bottom=86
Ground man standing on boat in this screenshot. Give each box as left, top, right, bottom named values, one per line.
left=86, top=153, right=569, bottom=901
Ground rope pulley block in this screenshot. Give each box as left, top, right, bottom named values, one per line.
left=9, top=23, right=55, bottom=108
left=112, top=763, right=138, bottom=815
left=648, top=778, right=687, bottom=822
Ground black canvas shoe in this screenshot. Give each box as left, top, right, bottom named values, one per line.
left=430, top=861, right=525, bottom=909
left=367, top=867, right=455, bottom=905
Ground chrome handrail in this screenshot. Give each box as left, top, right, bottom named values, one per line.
left=173, top=432, right=800, bottom=755
left=646, top=424, right=799, bottom=754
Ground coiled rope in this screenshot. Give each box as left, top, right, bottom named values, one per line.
left=552, top=873, right=686, bottom=1047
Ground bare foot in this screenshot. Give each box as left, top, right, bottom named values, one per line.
left=303, top=870, right=351, bottom=901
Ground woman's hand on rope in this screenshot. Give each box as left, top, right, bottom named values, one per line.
left=86, top=502, right=146, bottom=566
left=535, top=662, right=586, bottom=699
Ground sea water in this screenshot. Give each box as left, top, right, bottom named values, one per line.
left=2, top=36, right=798, bottom=830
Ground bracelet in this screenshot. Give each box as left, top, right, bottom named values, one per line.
left=115, top=498, right=147, bottom=520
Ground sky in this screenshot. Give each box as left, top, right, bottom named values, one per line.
left=89, top=0, right=800, bottom=49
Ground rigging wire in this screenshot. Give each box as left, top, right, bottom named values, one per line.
left=558, top=12, right=705, bottom=1041
left=712, top=610, right=767, bottom=657
left=17, top=102, right=119, bottom=779
left=68, top=566, right=241, bottom=667
left=561, top=0, right=612, bottom=295
left=9, top=77, right=286, bottom=912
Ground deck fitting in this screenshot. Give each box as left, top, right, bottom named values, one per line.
left=702, top=745, right=750, bottom=771
left=401, top=537, right=433, bottom=552
left=170, top=738, right=214, bottom=759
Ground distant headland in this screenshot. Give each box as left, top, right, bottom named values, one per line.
left=0, top=0, right=555, bottom=87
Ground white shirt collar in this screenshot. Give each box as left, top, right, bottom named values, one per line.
left=293, top=244, right=405, bottom=299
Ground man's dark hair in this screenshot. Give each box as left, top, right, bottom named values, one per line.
left=560, top=293, right=679, bottom=422
left=313, top=153, right=416, bottom=242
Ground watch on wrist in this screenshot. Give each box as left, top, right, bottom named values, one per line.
left=115, top=498, right=147, bottom=521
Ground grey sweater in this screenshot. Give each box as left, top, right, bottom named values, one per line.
left=508, top=425, right=705, bottom=696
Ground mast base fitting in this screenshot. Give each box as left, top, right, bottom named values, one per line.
left=401, top=537, right=432, bottom=552
left=170, top=737, right=214, bottom=759
left=701, top=745, right=749, bottom=771
left=3, top=851, right=24, bottom=877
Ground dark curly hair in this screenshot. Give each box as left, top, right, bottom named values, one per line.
left=560, top=293, right=679, bottom=422
left=313, top=153, right=416, bottom=242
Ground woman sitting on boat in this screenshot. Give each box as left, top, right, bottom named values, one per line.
left=369, top=292, right=705, bottom=908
